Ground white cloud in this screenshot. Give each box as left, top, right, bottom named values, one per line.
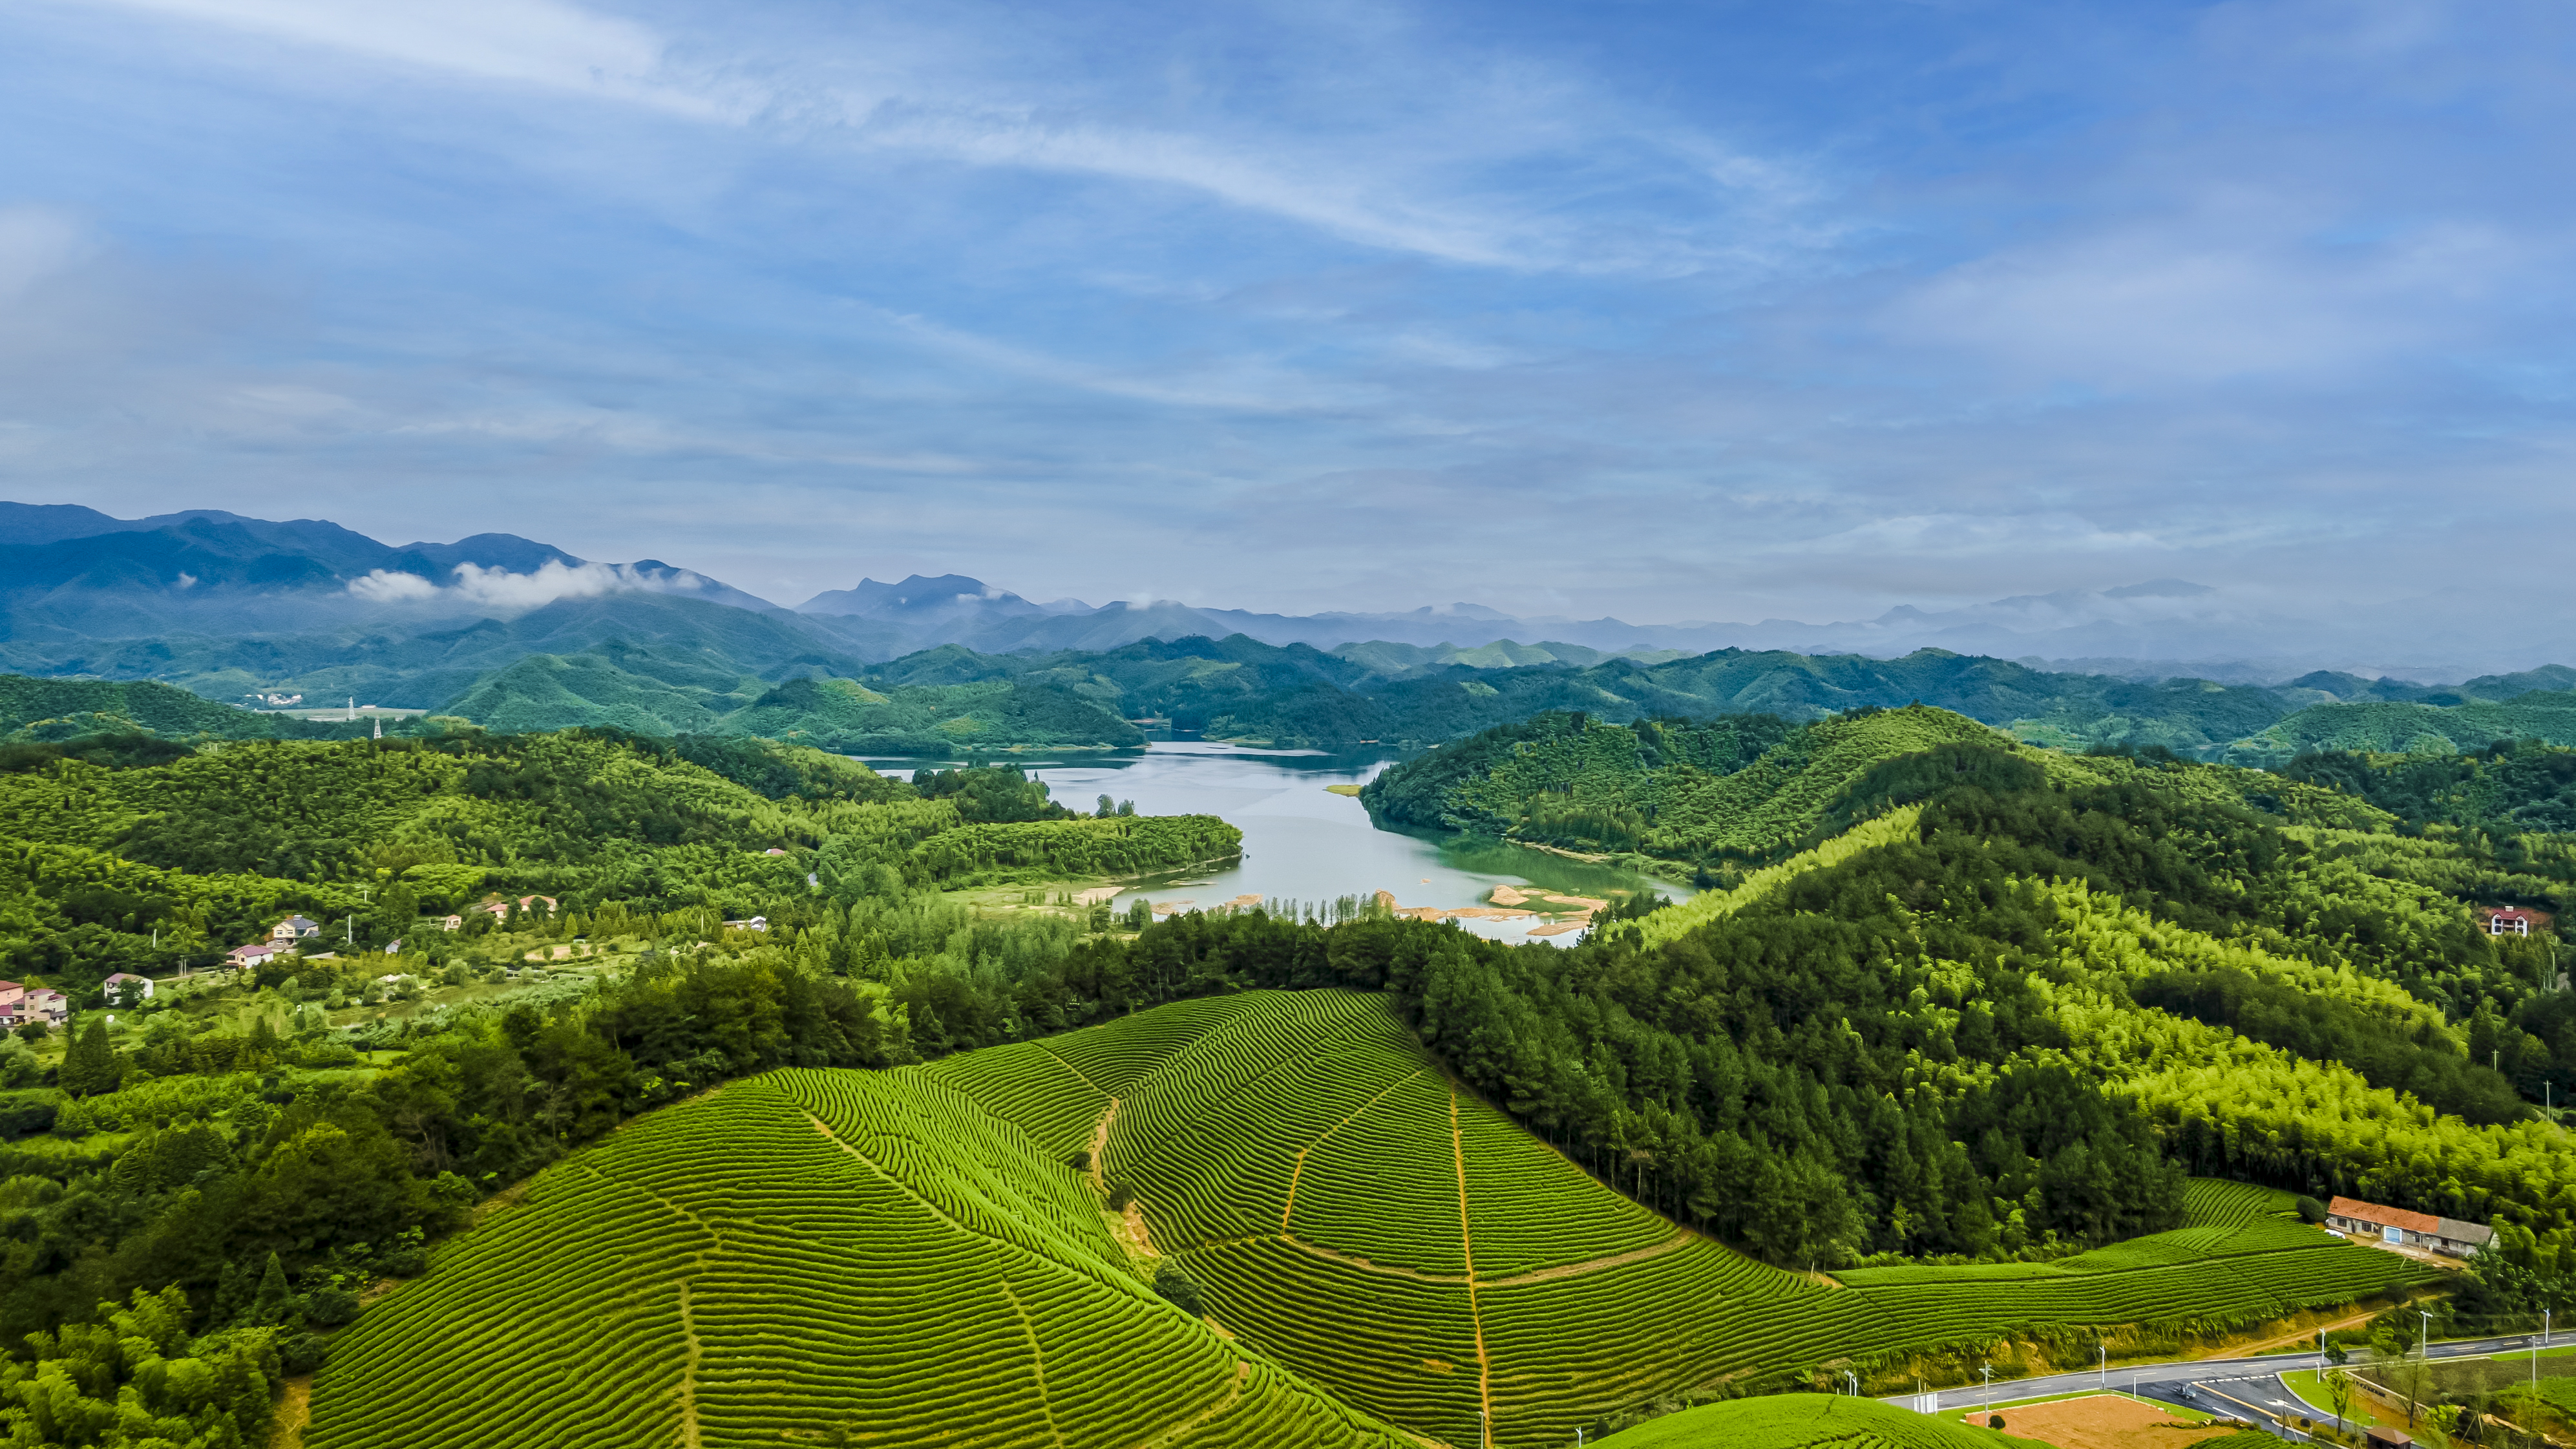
left=61, top=0, right=1806, bottom=275
left=346, top=558, right=703, bottom=610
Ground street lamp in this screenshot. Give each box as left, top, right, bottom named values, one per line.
left=1982, top=1364, right=1994, bottom=1417
left=2098, top=1343, right=2107, bottom=1390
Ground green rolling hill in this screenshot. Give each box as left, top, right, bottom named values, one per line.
left=2223, top=691, right=2576, bottom=766
left=310, top=990, right=2428, bottom=1448
left=308, top=1066, right=1404, bottom=1449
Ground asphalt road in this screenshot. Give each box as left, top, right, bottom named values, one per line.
left=1883, top=1333, right=2551, bottom=1431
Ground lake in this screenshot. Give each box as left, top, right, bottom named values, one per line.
left=865, top=743, right=1691, bottom=946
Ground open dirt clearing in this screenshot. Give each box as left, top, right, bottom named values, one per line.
left=1965, top=1395, right=2231, bottom=1449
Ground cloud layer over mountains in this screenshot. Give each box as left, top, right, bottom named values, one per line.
left=1, top=502, right=2560, bottom=684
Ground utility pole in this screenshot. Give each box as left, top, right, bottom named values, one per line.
left=2416, top=1309, right=2433, bottom=1426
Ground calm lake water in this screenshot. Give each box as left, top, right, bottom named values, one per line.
left=866, top=742, right=1691, bottom=946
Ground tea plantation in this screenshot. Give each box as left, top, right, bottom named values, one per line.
left=927, top=991, right=2438, bottom=1449
left=306, top=1067, right=1407, bottom=1449
left=304, top=992, right=2434, bottom=1449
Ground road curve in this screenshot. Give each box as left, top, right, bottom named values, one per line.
left=1881, top=1333, right=2550, bottom=1429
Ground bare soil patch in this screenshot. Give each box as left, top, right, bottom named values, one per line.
left=1965, top=1395, right=2230, bottom=1449
left=266, top=1376, right=312, bottom=1449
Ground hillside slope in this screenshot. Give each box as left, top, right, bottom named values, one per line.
left=2224, top=692, right=2576, bottom=765
left=1362, top=706, right=2009, bottom=866
left=308, top=1068, right=1404, bottom=1449
left=0, top=673, right=362, bottom=743
left=0, top=732, right=1231, bottom=989
left=927, top=990, right=2427, bottom=1448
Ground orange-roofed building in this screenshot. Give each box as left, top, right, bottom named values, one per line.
left=2328, top=1196, right=2492, bottom=1257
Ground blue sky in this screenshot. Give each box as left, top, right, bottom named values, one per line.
left=0, top=0, right=2567, bottom=622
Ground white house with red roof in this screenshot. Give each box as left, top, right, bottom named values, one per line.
left=226, top=940, right=287, bottom=970
left=2486, top=907, right=2535, bottom=937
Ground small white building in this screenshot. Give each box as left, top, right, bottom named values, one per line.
left=102, top=972, right=154, bottom=1002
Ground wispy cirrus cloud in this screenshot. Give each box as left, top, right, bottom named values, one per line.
left=56, top=0, right=1817, bottom=277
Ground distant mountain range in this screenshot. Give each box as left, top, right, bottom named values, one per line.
left=8, top=501, right=2576, bottom=760
left=7, top=500, right=2563, bottom=680
left=786, top=571, right=2560, bottom=681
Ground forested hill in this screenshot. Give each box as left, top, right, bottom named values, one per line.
left=21, top=625, right=2576, bottom=759
left=2227, top=690, right=2576, bottom=765
left=0, top=675, right=376, bottom=745
left=0, top=728, right=1234, bottom=989
left=829, top=635, right=2576, bottom=756
left=1361, top=704, right=2393, bottom=876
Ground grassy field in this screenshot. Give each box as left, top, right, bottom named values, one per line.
left=925, top=990, right=2436, bottom=1449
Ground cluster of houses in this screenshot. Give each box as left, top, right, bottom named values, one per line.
left=225, top=914, right=324, bottom=970
left=0, top=980, right=70, bottom=1028
left=2327, top=1196, right=2493, bottom=1258
left=219, top=896, right=567, bottom=971
left=0, top=973, right=152, bottom=1028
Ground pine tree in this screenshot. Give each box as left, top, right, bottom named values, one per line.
left=213, top=1259, right=253, bottom=1326
left=58, top=1015, right=118, bottom=1097
left=251, top=1251, right=294, bottom=1326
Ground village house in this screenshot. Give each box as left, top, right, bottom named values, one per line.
left=436, top=915, right=463, bottom=931
left=1, top=984, right=70, bottom=1028
left=2486, top=907, right=2534, bottom=937
left=722, top=916, right=769, bottom=933
left=475, top=896, right=559, bottom=921
left=226, top=940, right=287, bottom=969
left=102, top=972, right=154, bottom=1002
left=2327, top=1196, right=2493, bottom=1258
left=270, top=915, right=321, bottom=942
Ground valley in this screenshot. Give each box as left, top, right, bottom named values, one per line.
left=4, top=601, right=2575, bottom=1447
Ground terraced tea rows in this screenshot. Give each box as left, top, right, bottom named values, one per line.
left=308, top=1069, right=1407, bottom=1449
left=929, top=989, right=2439, bottom=1449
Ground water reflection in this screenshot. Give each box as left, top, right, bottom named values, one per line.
left=861, top=742, right=1690, bottom=947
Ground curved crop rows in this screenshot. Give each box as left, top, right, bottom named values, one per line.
left=929, top=989, right=2440, bottom=1449
left=309, top=1070, right=1406, bottom=1449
